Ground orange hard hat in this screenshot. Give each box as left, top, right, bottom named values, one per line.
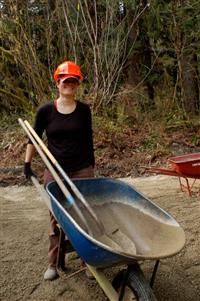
left=53, top=61, right=83, bottom=81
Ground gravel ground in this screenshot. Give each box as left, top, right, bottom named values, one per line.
left=1, top=175, right=200, bottom=301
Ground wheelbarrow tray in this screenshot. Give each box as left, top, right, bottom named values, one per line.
left=169, top=152, right=200, bottom=176
left=46, top=178, right=185, bottom=268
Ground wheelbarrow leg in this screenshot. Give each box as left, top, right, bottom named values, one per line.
left=185, top=177, right=192, bottom=196
left=118, top=265, right=132, bottom=300
left=179, top=177, right=192, bottom=196
left=190, top=179, right=197, bottom=190
left=86, top=264, right=119, bottom=301
left=178, top=177, right=183, bottom=192
left=150, top=260, right=160, bottom=288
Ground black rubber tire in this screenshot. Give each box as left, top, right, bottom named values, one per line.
left=112, top=263, right=157, bottom=301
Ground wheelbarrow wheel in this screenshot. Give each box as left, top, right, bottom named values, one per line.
left=112, top=263, right=157, bottom=301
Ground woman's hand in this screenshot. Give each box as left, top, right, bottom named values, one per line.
left=24, top=162, right=36, bottom=179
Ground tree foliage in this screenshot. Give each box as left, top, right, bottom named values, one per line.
left=0, top=0, right=199, bottom=120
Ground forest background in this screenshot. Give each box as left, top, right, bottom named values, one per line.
left=0, top=0, right=200, bottom=184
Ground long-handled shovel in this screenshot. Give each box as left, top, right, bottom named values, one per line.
left=19, top=118, right=93, bottom=236
left=19, top=118, right=137, bottom=253
left=23, top=119, right=104, bottom=233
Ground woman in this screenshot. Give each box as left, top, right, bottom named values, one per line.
left=24, top=61, right=95, bottom=280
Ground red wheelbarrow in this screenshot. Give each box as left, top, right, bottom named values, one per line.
left=146, top=152, right=200, bottom=196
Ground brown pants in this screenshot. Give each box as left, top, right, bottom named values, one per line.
left=44, top=166, right=94, bottom=269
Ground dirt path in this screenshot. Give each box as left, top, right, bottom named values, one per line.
left=1, top=175, right=200, bottom=301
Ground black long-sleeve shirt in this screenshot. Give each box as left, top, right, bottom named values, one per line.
left=30, top=100, right=95, bottom=172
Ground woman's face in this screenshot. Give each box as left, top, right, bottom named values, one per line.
left=57, top=78, right=79, bottom=97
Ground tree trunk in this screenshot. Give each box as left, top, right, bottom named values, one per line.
left=126, top=2, right=155, bottom=104
left=180, top=53, right=199, bottom=114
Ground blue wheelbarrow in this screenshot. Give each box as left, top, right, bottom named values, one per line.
left=46, top=177, right=185, bottom=301
left=19, top=119, right=186, bottom=300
